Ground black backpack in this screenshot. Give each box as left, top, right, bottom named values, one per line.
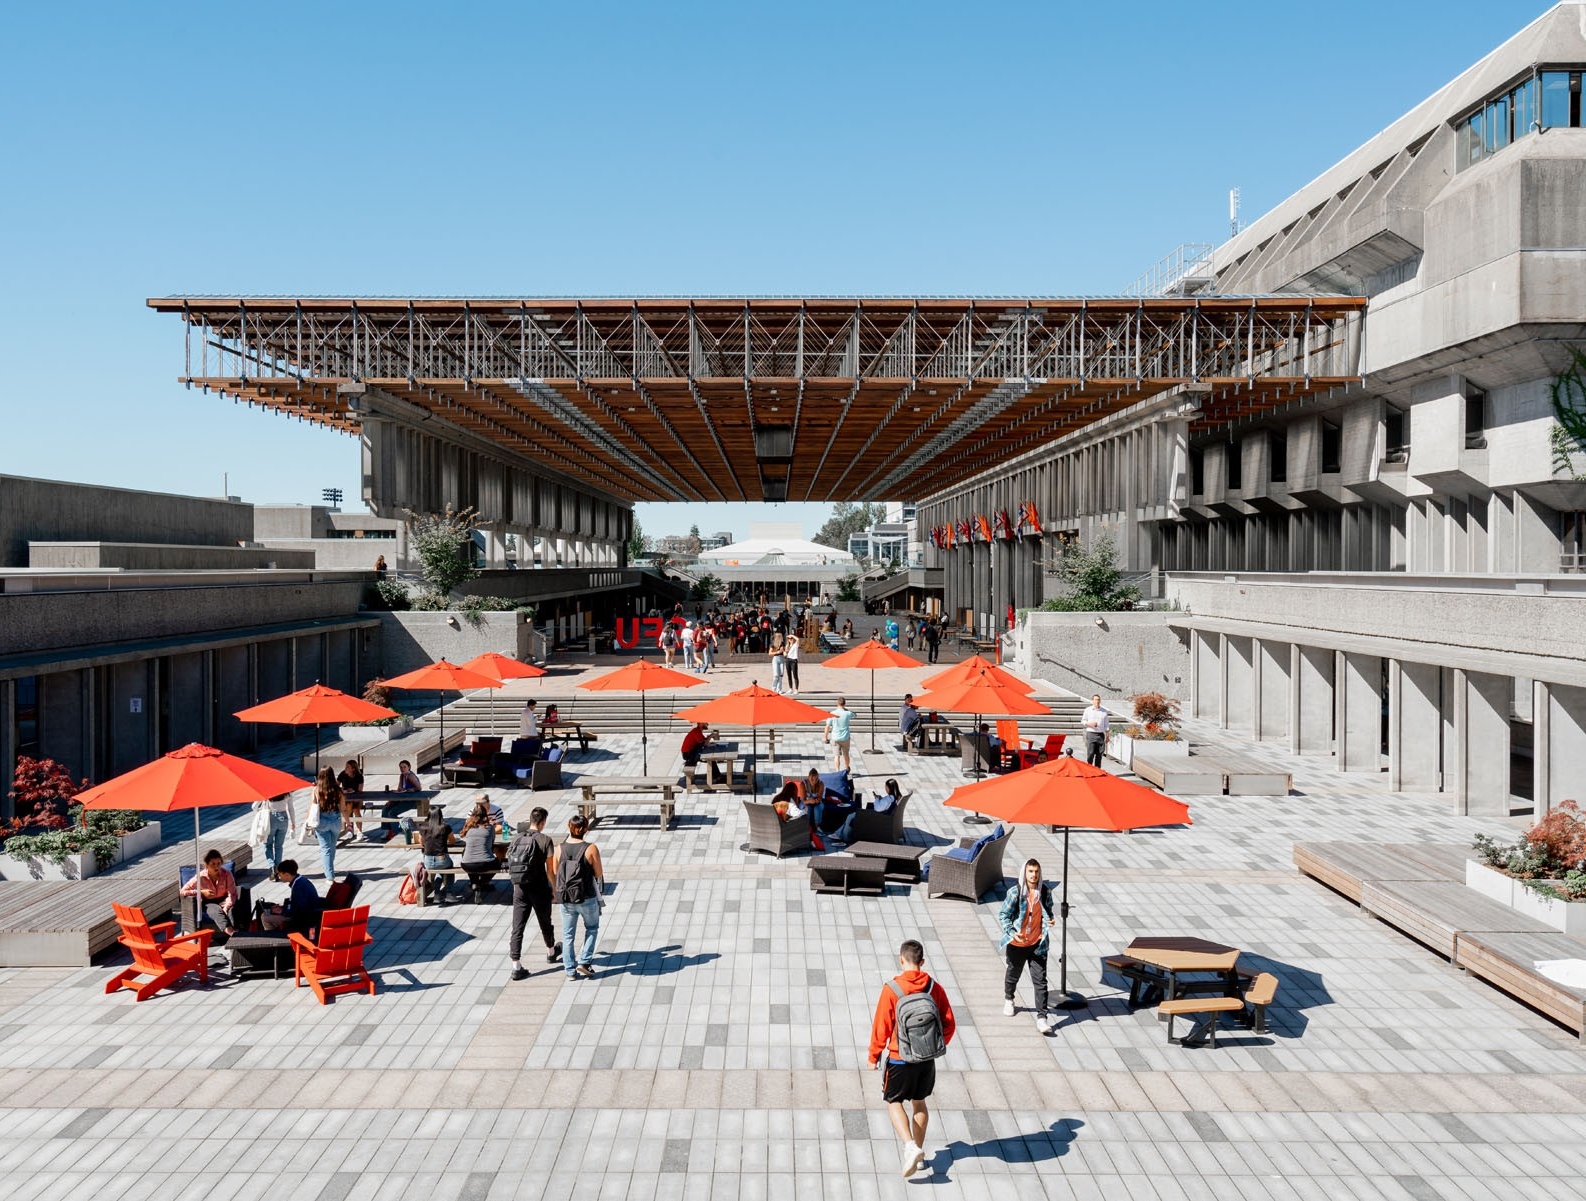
left=554, top=840, right=593, bottom=904
left=506, top=831, right=551, bottom=887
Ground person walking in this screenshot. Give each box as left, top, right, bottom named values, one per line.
left=507, top=807, right=560, bottom=978
left=550, top=814, right=605, bottom=979
left=308, top=766, right=345, bottom=880
left=1082, top=693, right=1109, bottom=767
left=783, top=628, right=801, bottom=693
left=998, top=859, right=1057, bottom=1033
left=867, top=939, right=955, bottom=1179
left=255, top=791, right=296, bottom=881
left=905, top=619, right=917, bottom=652
left=769, top=633, right=788, bottom=693
left=660, top=621, right=678, bottom=666
left=681, top=621, right=697, bottom=671
left=826, top=698, right=853, bottom=771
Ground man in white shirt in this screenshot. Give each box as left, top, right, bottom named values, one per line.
left=520, top=700, right=539, bottom=740
left=1082, top=694, right=1109, bottom=767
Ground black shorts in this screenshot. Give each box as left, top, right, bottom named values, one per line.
left=881, top=1060, right=936, bottom=1103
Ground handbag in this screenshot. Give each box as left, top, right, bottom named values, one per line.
left=248, top=804, right=271, bottom=847
left=299, top=800, right=321, bottom=844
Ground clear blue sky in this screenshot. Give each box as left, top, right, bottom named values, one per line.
left=0, top=1, right=1550, bottom=539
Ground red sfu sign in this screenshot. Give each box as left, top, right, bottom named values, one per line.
left=614, top=616, right=669, bottom=648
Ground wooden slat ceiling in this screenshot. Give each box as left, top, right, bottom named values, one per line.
left=149, top=297, right=1367, bottom=504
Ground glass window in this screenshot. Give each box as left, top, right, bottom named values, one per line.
left=1226, top=443, right=1242, bottom=491
left=1541, top=71, right=1571, bottom=127
left=1462, top=111, right=1483, bottom=168
left=1321, top=420, right=1342, bottom=474
left=1486, top=98, right=1510, bottom=151
left=1513, top=77, right=1536, bottom=137
left=15, top=676, right=39, bottom=756
left=1189, top=449, right=1204, bottom=495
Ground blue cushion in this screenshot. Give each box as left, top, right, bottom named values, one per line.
left=816, top=769, right=853, bottom=802
left=992, top=823, right=1005, bottom=840
left=968, top=829, right=1000, bottom=857
left=942, top=846, right=975, bottom=861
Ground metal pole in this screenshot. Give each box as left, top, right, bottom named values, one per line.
left=1055, top=825, right=1087, bottom=1009
left=870, top=667, right=877, bottom=753
left=641, top=690, right=648, bottom=775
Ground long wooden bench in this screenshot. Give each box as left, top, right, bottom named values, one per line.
left=577, top=778, right=680, bottom=830
left=0, top=877, right=181, bottom=967
left=1198, top=753, right=1293, bottom=796
left=360, top=729, right=467, bottom=775
left=1454, top=930, right=1586, bottom=1038
left=121, top=837, right=254, bottom=880
left=1292, top=841, right=1466, bottom=904
left=1131, top=753, right=1223, bottom=795
left=1359, top=879, right=1553, bottom=959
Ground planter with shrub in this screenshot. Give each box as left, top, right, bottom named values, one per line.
left=1469, top=802, right=1586, bottom=934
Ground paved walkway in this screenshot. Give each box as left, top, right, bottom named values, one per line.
left=1, top=677, right=1582, bottom=1200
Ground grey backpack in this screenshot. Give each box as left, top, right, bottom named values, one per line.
left=888, top=977, right=946, bottom=1062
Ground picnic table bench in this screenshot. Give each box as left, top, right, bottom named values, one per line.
left=542, top=721, right=598, bottom=754
left=910, top=722, right=960, bottom=756
left=577, top=777, right=680, bottom=830
left=686, top=749, right=750, bottom=793
left=808, top=854, right=888, bottom=896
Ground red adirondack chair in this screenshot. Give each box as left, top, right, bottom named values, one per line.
left=1038, top=733, right=1067, bottom=761
left=105, top=902, right=213, bottom=1001
left=996, top=721, right=1042, bottom=771
left=289, top=905, right=376, bottom=1003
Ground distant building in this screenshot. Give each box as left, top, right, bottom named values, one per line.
left=254, top=504, right=407, bottom=571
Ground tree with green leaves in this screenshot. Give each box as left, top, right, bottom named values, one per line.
left=1550, top=348, right=1586, bottom=481
left=814, top=501, right=886, bottom=551
left=404, top=505, right=482, bottom=602
left=627, top=517, right=650, bottom=561
left=1039, top=532, right=1140, bottom=612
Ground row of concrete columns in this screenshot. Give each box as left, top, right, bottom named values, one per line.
left=938, top=537, right=1045, bottom=634
left=480, top=529, right=623, bottom=570
left=1189, top=630, right=1586, bottom=815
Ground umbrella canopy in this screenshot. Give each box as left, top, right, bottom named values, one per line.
left=942, top=758, right=1191, bottom=1005
left=234, top=684, right=399, bottom=776
left=461, top=653, right=547, bottom=732
left=78, top=744, right=310, bottom=930
left=922, top=654, right=1032, bottom=692
left=383, top=660, right=504, bottom=775
left=672, top=683, right=832, bottom=796
left=913, top=668, right=1052, bottom=719
left=822, top=639, right=924, bottom=753
left=578, top=660, right=704, bottom=773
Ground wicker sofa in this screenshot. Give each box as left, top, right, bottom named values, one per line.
left=742, top=800, right=812, bottom=857
left=927, top=827, right=1012, bottom=901
left=843, top=794, right=912, bottom=845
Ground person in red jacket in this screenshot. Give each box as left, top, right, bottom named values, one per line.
left=868, top=939, right=956, bottom=1178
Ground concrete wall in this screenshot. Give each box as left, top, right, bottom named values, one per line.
left=256, top=538, right=395, bottom=572
left=1009, top=611, right=1189, bottom=705
left=28, top=542, right=315, bottom=570
left=374, top=611, right=532, bottom=679
left=0, top=475, right=253, bottom=568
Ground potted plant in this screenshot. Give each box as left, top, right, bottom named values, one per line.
left=340, top=678, right=414, bottom=740
left=1468, top=802, right=1586, bottom=934
left=1107, top=692, right=1188, bottom=769
left=0, top=759, right=157, bottom=880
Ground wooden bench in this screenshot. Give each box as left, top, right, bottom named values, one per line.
left=1158, top=995, right=1245, bottom=1045
left=1131, top=753, right=1223, bottom=795
left=577, top=778, right=680, bottom=830
left=1242, top=971, right=1279, bottom=1034
left=1292, top=841, right=1466, bottom=904
left=1359, top=879, right=1553, bottom=959
left=1199, top=752, right=1293, bottom=796
left=1454, top=930, right=1586, bottom=1038
left=808, top=854, right=888, bottom=897
left=0, top=877, right=181, bottom=967
left=360, top=729, right=467, bottom=775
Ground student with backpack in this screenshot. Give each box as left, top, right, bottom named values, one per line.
left=507, top=807, right=560, bottom=979
left=660, top=622, right=678, bottom=666
left=867, top=939, right=956, bottom=1179
left=549, top=813, right=605, bottom=979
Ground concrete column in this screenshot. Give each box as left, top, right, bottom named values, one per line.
left=1536, top=683, right=1586, bottom=815
left=1453, top=669, right=1511, bottom=816
left=1388, top=660, right=1442, bottom=791
left=1291, top=644, right=1334, bottom=755
left=1335, top=651, right=1382, bottom=772
left=1191, top=630, right=1221, bottom=721
left=1224, top=635, right=1255, bottom=735
left=81, top=669, right=97, bottom=781
left=1255, top=639, right=1290, bottom=743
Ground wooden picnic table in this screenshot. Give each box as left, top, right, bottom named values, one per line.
left=541, top=720, right=596, bottom=753
left=1118, top=936, right=1245, bottom=1017
left=911, top=723, right=960, bottom=756
left=698, top=749, right=750, bottom=793
left=577, top=777, right=680, bottom=830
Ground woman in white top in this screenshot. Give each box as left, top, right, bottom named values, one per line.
left=254, top=791, right=298, bottom=881
left=782, top=630, right=801, bottom=693
left=769, top=633, right=787, bottom=693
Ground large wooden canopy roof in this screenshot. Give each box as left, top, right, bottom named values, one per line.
left=148, top=296, right=1366, bottom=504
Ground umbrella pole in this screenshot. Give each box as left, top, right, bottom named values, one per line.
left=1054, top=825, right=1087, bottom=1009
left=641, top=690, right=648, bottom=775
left=964, top=710, right=992, bottom=824
left=869, top=668, right=877, bottom=754
left=314, top=723, right=322, bottom=777
left=188, top=808, right=202, bottom=935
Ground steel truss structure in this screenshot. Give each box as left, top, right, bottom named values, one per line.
left=149, top=296, right=1366, bottom=504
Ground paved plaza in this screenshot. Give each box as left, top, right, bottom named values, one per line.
left=1, top=657, right=1583, bottom=1200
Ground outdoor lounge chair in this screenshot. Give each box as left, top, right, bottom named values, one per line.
left=996, top=721, right=1040, bottom=771
left=289, top=904, right=376, bottom=1004
left=105, top=902, right=213, bottom=1001
left=844, top=794, right=913, bottom=844
left=927, top=827, right=1012, bottom=901
left=1039, top=734, right=1066, bottom=761
left=742, top=799, right=812, bottom=857
left=960, top=731, right=997, bottom=775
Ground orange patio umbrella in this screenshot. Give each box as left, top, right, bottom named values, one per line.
left=914, top=661, right=1051, bottom=790
left=381, top=660, right=504, bottom=772
left=461, top=652, right=547, bottom=732
left=234, top=683, right=399, bottom=776
left=672, top=682, right=832, bottom=797
left=922, top=654, right=1032, bottom=693
left=944, top=755, right=1192, bottom=1006
left=821, top=638, right=923, bottom=753
left=578, top=659, right=703, bottom=773
left=77, top=744, right=310, bottom=929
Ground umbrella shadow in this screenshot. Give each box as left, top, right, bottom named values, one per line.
left=366, top=915, right=475, bottom=968
left=594, top=944, right=721, bottom=977
left=928, top=1120, right=1083, bottom=1182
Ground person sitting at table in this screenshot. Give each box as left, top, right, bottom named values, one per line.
left=420, top=806, right=456, bottom=903
left=459, top=801, right=502, bottom=904
left=337, top=759, right=366, bottom=844
left=898, top=695, right=923, bottom=749
left=180, top=848, right=239, bottom=939
left=680, top=722, right=716, bottom=768
left=803, top=768, right=857, bottom=836
left=396, top=759, right=422, bottom=792
left=833, top=778, right=904, bottom=846
left=978, top=723, right=1005, bottom=771
left=258, top=860, right=320, bottom=937
left=337, top=758, right=364, bottom=796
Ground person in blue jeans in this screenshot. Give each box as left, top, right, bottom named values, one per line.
left=256, top=792, right=297, bottom=880
left=309, top=767, right=345, bottom=881
left=550, top=814, right=605, bottom=978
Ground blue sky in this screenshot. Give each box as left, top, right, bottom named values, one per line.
left=0, top=1, right=1551, bottom=539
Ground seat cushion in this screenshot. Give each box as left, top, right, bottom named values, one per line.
left=942, top=846, right=976, bottom=861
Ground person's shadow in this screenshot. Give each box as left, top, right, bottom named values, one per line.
left=594, top=944, right=720, bottom=977
left=927, top=1119, right=1083, bottom=1182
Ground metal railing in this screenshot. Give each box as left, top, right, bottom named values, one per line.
left=1126, top=243, right=1215, bottom=298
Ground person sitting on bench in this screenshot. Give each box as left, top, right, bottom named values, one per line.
left=681, top=722, right=717, bottom=769
left=180, top=848, right=238, bottom=938
left=459, top=801, right=502, bottom=904
left=258, top=860, right=320, bottom=936
left=420, top=806, right=456, bottom=902
left=899, top=695, right=924, bottom=749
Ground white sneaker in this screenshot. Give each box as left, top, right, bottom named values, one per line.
left=901, top=1142, right=925, bottom=1178
left=1003, top=1000, right=1016, bottom=1017
left=1035, top=1014, right=1052, bottom=1034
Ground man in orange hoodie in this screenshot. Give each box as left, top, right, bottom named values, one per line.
left=868, top=939, right=956, bottom=1178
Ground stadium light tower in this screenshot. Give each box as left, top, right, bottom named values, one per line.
left=322, top=487, right=343, bottom=510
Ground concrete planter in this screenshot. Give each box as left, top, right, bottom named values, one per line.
left=1464, top=859, right=1516, bottom=906
left=1106, top=733, right=1189, bottom=769
left=0, top=821, right=161, bottom=881
left=1511, top=880, right=1586, bottom=935
left=339, top=717, right=414, bottom=742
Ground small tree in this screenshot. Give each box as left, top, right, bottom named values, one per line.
left=1040, top=532, right=1140, bottom=612
left=689, top=573, right=723, bottom=601
left=627, top=517, right=650, bottom=561
left=6, top=756, right=87, bottom=832
left=685, top=523, right=703, bottom=556
left=404, top=505, right=482, bottom=602
left=1550, top=347, right=1586, bottom=481
left=836, top=573, right=862, bottom=602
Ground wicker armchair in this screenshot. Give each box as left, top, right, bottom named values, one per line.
left=960, top=731, right=997, bottom=775
left=742, top=800, right=812, bottom=857
left=927, top=827, right=1012, bottom=901
left=845, top=794, right=913, bottom=845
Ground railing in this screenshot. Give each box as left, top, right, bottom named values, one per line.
left=1126, top=243, right=1215, bottom=298
left=1563, top=552, right=1586, bottom=574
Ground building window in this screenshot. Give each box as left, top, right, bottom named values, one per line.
left=1562, top=511, right=1586, bottom=572
left=1269, top=433, right=1287, bottom=483
left=15, top=676, right=39, bottom=757
left=1458, top=69, right=1582, bottom=171
left=1465, top=387, right=1487, bottom=450
left=1189, top=449, right=1204, bottom=496
left=1226, top=443, right=1242, bottom=491
left=1321, top=419, right=1342, bottom=474
left=1385, top=408, right=1408, bottom=462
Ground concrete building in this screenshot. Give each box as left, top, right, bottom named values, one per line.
left=927, top=4, right=1586, bottom=814
left=253, top=504, right=408, bottom=572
